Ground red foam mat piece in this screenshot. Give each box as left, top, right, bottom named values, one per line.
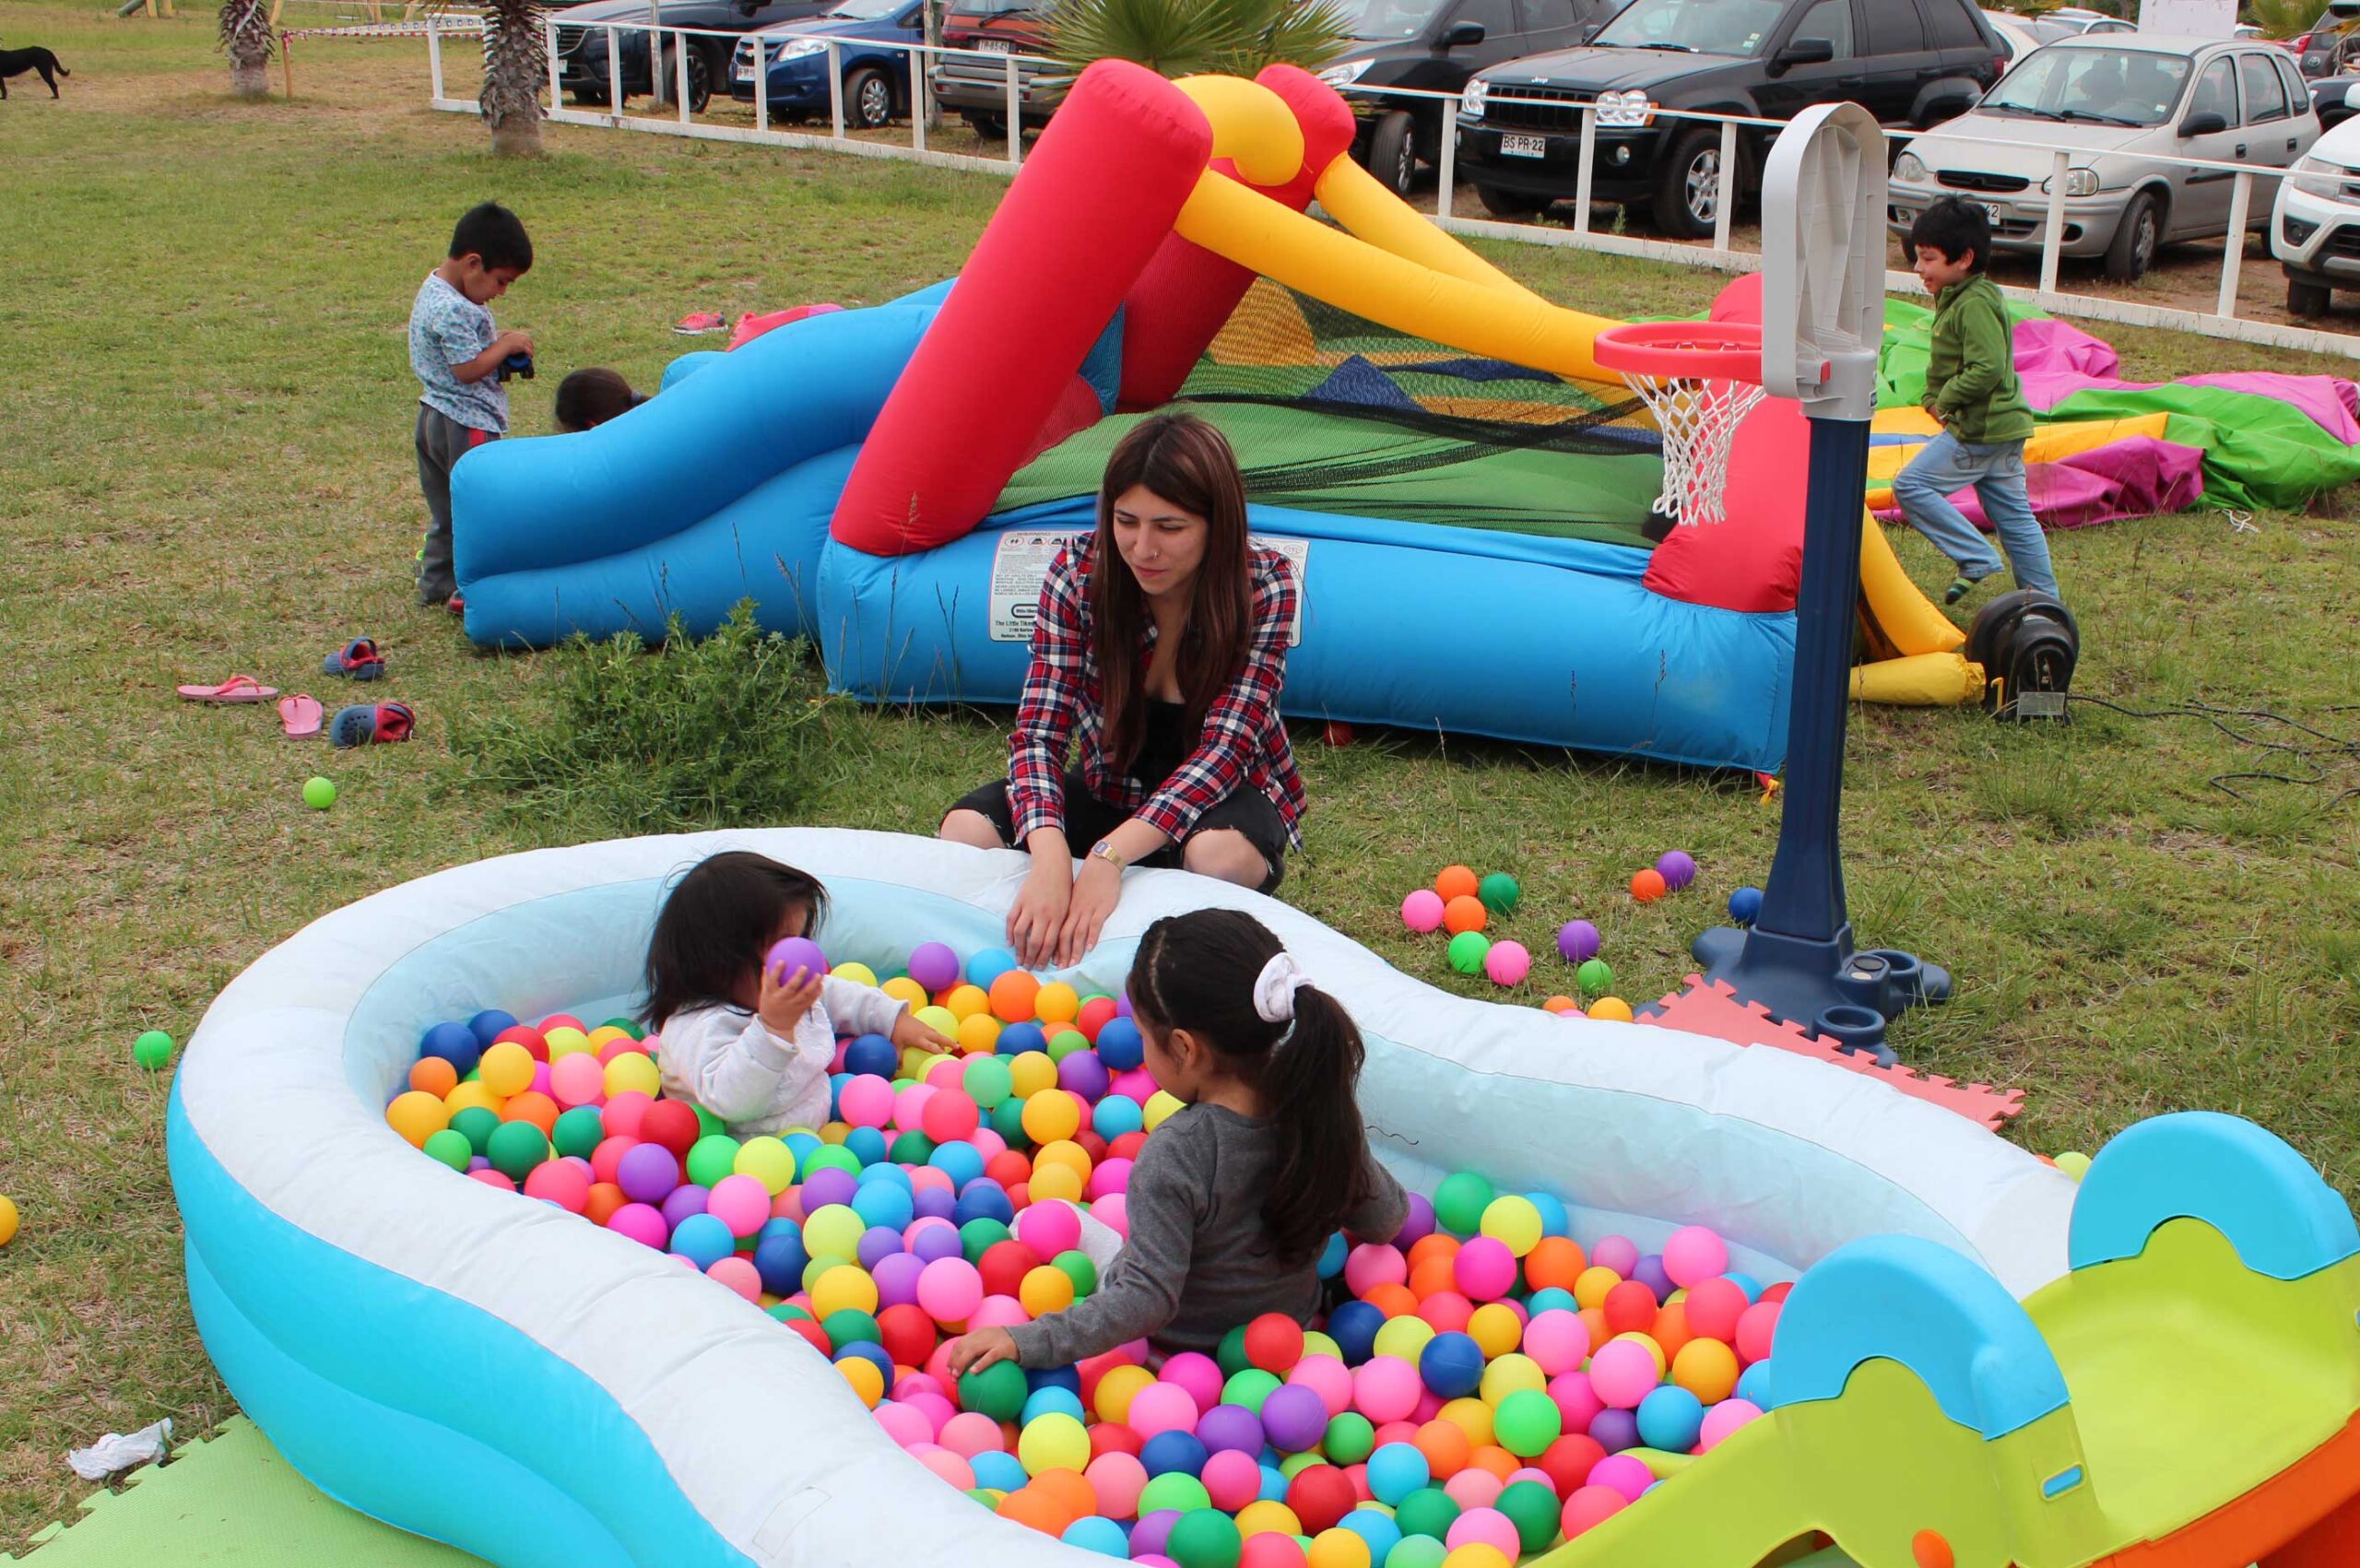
left=1641, top=975, right=2025, bottom=1129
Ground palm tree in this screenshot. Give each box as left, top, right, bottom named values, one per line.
left=478, top=0, right=551, bottom=157
left=218, top=0, right=274, bottom=99
left=1045, top=0, right=1354, bottom=80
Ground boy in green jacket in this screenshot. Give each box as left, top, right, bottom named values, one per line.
left=1893, top=197, right=2059, bottom=606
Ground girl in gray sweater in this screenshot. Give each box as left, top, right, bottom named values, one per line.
left=950, top=908, right=1407, bottom=1373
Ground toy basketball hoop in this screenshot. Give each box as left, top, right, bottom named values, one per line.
left=1594, top=320, right=1766, bottom=529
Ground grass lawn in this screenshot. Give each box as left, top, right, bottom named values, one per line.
left=4, top=0, right=2358, bottom=1546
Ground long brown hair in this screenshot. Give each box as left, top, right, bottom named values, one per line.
left=1129, top=909, right=1375, bottom=1268
left=1091, top=413, right=1254, bottom=774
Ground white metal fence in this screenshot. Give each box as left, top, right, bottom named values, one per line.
left=420, top=26, right=2360, bottom=358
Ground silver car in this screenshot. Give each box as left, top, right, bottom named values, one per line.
left=1889, top=34, right=2320, bottom=279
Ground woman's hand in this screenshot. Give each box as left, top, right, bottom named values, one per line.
left=946, top=1326, right=1020, bottom=1376
left=1008, top=856, right=1073, bottom=970
left=1056, top=855, right=1123, bottom=969
left=756, top=964, right=822, bottom=1038
left=891, top=1008, right=955, bottom=1057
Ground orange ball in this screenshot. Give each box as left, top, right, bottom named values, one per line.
left=1577, top=1307, right=1612, bottom=1356
left=1363, top=1282, right=1419, bottom=1318
left=989, top=970, right=1042, bottom=1023
left=584, top=1181, right=628, bottom=1226
left=1540, top=995, right=1579, bottom=1015
left=1032, top=1468, right=1097, bottom=1520
left=408, top=1057, right=459, bottom=1097
left=1523, top=1236, right=1587, bottom=1293
left=500, top=1091, right=560, bottom=1136
left=1652, top=1301, right=1694, bottom=1364
left=1913, top=1532, right=1957, bottom=1568
left=1407, top=1233, right=1462, bottom=1270
left=1467, top=1445, right=1519, bottom=1482
left=1413, top=1418, right=1471, bottom=1479
left=1441, top=895, right=1488, bottom=936
left=1434, top=865, right=1480, bottom=902
left=1631, top=868, right=1668, bottom=902
left=997, top=1486, right=1076, bottom=1538
left=1408, top=1254, right=1459, bottom=1301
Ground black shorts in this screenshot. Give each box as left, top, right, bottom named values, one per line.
left=945, top=772, right=1290, bottom=894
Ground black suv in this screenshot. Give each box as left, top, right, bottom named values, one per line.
left=556, top=0, right=832, bottom=112
left=1455, top=0, right=2005, bottom=236
left=1316, top=0, right=1614, bottom=195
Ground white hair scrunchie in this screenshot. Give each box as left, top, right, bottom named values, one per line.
left=1253, top=951, right=1313, bottom=1026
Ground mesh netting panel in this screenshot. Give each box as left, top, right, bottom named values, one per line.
left=996, top=281, right=1669, bottom=545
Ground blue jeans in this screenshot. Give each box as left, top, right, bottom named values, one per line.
left=1891, top=431, right=2059, bottom=596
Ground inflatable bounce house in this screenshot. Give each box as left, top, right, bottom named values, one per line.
left=448, top=64, right=2360, bottom=775
left=172, top=826, right=2360, bottom=1568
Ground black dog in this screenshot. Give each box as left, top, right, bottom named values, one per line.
left=0, top=41, right=72, bottom=99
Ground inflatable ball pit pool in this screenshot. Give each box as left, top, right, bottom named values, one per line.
left=171, top=828, right=2078, bottom=1568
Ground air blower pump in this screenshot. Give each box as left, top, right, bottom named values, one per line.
left=1967, top=589, right=2080, bottom=721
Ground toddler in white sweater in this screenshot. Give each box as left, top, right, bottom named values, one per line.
left=643, top=852, right=951, bottom=1136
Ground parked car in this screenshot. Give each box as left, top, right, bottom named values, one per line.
left=2307, top=67, right=2360, bottom=125
left=2297, top=1, right=2358, bottom=76
left=556, top=0, right=832, bottom=112
left=2040, top=6, right=2134, bottom=35
left=1889, top=34, right=2319, bottom=279
left=2272, top=90, right=2360, bottom=311
left=730, top=0, right=924, bottom=127
left=1314, top=0, right=1610, bottom=196
left=927, top=0, right=1068, bottom=137
left=1985, top=8, right=2070, bottom=62
left=1454, top=0, right=2009, bottom=238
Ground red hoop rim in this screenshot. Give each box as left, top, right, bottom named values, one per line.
left=1593, top=321, right=1765, bottom=383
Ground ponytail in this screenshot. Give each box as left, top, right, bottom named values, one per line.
left=1130, top=909, right=1374, bottom=1267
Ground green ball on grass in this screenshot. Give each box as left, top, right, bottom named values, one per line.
left=301, top=776, right=336, bottom=810
left=132, top=1031, right=175, bottom=1070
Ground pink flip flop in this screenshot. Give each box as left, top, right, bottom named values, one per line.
left=177, top=674, right=279, bottom=703
left=278, top=694, right=324, bottom=739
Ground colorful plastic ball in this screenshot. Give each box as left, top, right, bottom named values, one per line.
left=1432, top=1172, right=1493, bottom=1237
left=484, top=1119, right=549, bottom=1180
left=1660, top=1225, right=1729, bottom=1290
left=1491, top=1389, right=1562, bottom=1458
left=903, top=941, right=961, bottom=993
left=669, top=1212, right=735, bottom=1270
left=1735, top=1300, right=1782, bottom=1363
left=1306, top=1528, right=1373, bottom=1568
left=1166, top=1508, right=1244, bottom=1568
left=1367, top=1443, right=1430, bottom=1506
left=1444, top=932, right=1489, bottom=975
left=1434, top=866, right=1479, bottom=902
left=1240, top=1534, right=1309, bottom=1568
left=421, top=1127, right=473, bottom=1172
left=1140, top=1472, right=1213, bottom=1516
left=959, top=1359, right=1030, bottom=1421
left=1060, top=1515, right=1130, bottom=1558
left=1386, top=1539, right=1447, bottom=1568
left=1587, top=996, right=1634, bottom=1022
left=478, top=1041, right=534, bottom=1098
left=1451, top=1238, right=1516, bottom=1303
left=1351, top=1357, right=1422, bottom=1424
left=1416, top=1334, right=1484, bottom=1400
left=1440, top=897, right=1487, bottom=937
left=1260, top=1384, right=1331, bottom=1453
left=1655, top=850, right=1697, bottom=890
left=1480, top=941, right=1529, bottom=988
left=1635, top=1385, right=1705, bottom=1452
left=301, top=775, right=336, bottom=809
left=1585, top=1339, right=1658, bottom=1409
left=1630, top=868, right=1668, bottom=902
left=1286, top=1465, right=1357, bottom=1535
left=1574, top=958, right=1612, bottom=996
left=1401, top=890, right=1446, bottom=934
left=2055, top=1150, right=2093, bottom=1182
left=1094, top=1018, right=1145, bottom=1072
left=1696, top=1397, right=1764, bottom=1451
left=384, top=1091, right=450, bottom=1149
left=1559, top=1485, right=1627, bottom=1538
left=1555, top=920, right=1601, bottom=964
left=1729, top=886, right=1764, bottom=925
left=604, top=1052, right=660, bottom=1100
left=1670, top=1338, right=1740, bottom=1403
left=1392, top=1487, right=1461, bottom=1542
left=1018, top=1411, right=1092, bottom=1476
left=1470, top=872, right=1518, bottom=915
left=761, top=936, right=826, bottom=984
left=1244, top=1313, right=1306, bottom=1375
left=1475, top=1197, right=1542, bottom=1257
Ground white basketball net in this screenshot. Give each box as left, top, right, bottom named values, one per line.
left=1616, top=365, right=1766, bottom=528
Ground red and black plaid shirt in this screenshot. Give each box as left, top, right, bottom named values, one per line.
left=1009, top=536, right=1305, bottom=850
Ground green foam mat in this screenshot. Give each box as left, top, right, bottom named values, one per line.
left=8, top=1418, right=483, bottom=1566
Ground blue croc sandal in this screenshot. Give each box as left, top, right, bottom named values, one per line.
left=328, top=701, right=414, bottom=749
left=324, top=637, right=385, bottom=680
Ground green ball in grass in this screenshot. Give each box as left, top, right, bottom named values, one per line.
left=421, top=1128, right=475, bottom=1172
left=1166, top=1508, right=1243, bottom=1568
left=1433, top=1171, right=1495, bottom=1236
left=1446, top=931, right=1491, bottom=975
left=301, top=776, right=336, bottom=810
left=685, top=1133, right=742, bottom=1188
left=132, top=1031, right=174, bottom=1070
left=485, top=1120, right=549, bottom=1181
left=1576, top=957, right=1614, bottom=996
left=1477, top=872, right=1521, bottom=914
left=957, top=1358, right=1029, bottom=1421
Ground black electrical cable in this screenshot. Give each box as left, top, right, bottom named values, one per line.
left=2064, top=694, right=2360, bottom=806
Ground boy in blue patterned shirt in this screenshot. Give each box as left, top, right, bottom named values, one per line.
left=409, top=203, right=533, bottom=610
